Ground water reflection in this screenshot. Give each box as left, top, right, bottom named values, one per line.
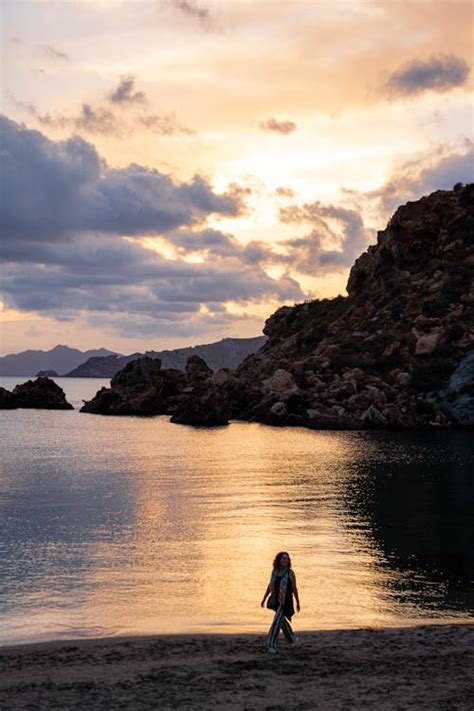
left=0, top=396, right=473, bottom=645
left=343, top=431, right=474, bottom=614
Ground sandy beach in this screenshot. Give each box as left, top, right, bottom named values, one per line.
left=0, top=623, right=473, bottom=710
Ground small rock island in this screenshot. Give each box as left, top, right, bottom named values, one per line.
left=0, top=377, right=73, bottom=410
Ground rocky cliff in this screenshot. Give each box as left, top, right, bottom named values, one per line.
left=81, top=185, right=473, bottom=428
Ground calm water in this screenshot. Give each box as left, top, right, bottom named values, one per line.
left=1, top=376, right=473, bottom=645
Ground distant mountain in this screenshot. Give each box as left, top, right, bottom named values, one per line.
left=0, top=345, right=120, bottom=376
left=66, top=337, right=267, bottom=377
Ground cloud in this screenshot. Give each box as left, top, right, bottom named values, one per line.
left=38, top=44, right=70, bottom=62
left=0, top=116, right=303, bottom=339
left=109, top=75, right=146, bottom=104
left=342, top=142, right=474, bottom=219
left=11, top=76, right=192, bottom=137
left=384, top=54, right=470, bottom=97
left=1, top=235, right=303, bottom=338
left=165, top=0, right=210, bottom=24
left=275, top=186, right=295, bottom=198
left=73, top=103, right=118, bottom=133
left=259, top=117, right=297, bottom=135
left=279, top=202, right=373, bottom=272
left=0, top=115, right=243, bottom=245
left=137, top=113, right=193, bottom=135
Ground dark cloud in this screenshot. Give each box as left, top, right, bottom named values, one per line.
left=384, top=54, right=470, bottom=97
left=109, top=75, right=146, bottom=105
left=259, top=118, right=297, bottom=135
left=1, top=237, right=303, bottom=338
left=0, top=115, right=243, bottom=244
left=38, top=44, right=70, bottom=62
left=0, top=116, right=303, bottom=339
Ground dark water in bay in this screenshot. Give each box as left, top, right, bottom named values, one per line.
left=0, top=377, right=473, bottom=645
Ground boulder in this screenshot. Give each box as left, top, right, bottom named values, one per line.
left=346, top=391, right=375, bottom=411
left=341, top=367, right=366, bottom=381
left=262, top=368, right=298, bottom=395
left=382, top=403, right=404, bottom=425
left=171, top=381, right=231, bottom=426
left=263, top=400, right=289, bottom=425
left=415, top=330, right=441, bottom=356
left=12, top=377, right=73, bottom=410
left=365, top=384, right=387, bottom=408
left=360, top=405, right=388, bottom=426
left=185, top=355, right=213, bottom=385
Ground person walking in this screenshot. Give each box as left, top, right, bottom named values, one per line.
left=261, top=551, right=300, bottom=653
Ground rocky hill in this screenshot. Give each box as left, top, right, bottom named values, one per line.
left=66, top=337, right=266, bottom=377
left=81, top=185, right=473, bottom=428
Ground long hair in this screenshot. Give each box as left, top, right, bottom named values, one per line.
left=273, top=551, right=291, bottom=570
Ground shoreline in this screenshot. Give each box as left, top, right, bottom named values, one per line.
left=2, top=613, right=472, bottom=650
left=1, top=623, right=473, bottom=709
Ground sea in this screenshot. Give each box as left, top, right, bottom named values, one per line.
left=1, top=376, right=473, bottom=646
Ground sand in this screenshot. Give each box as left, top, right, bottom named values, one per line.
left=0, top=623, right=473, bottom=710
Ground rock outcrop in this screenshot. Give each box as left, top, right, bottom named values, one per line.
left=2, top=377, right=74, bottom=410
left=81, top=185, right=473, bottom=429
left=80, top=357, right=186, bottom=416
left=226, top=184, right=473, bottom=429
left=81, top=354, right=234, bottom=426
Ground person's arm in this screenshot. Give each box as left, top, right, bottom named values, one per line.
left=260, top=581, right=273, bottom=607
left=290, top=570, right=300, bottom=612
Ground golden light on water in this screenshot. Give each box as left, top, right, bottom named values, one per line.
left=48, top=421, right=408, bottom=639
left=1, top=380, right=472, bottom=645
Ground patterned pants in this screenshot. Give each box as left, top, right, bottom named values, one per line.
left=267, top=605, right=296, bottom=649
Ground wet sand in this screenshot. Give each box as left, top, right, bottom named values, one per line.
left=0, top=623, right=473, bottom=710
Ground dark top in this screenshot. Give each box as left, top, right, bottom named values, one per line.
left=274, top=573, right=295, bottom=620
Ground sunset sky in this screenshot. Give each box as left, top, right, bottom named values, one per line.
left=1, top=0, right=473, bottom=355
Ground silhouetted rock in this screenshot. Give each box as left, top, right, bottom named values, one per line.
left=171, top=381, right=231, bottom=426
left=81, top=357, right=186, bottom=416
left=185, top=355, right=213, bottom=384
left=111, top=357, right=162, bottom=388
left=0, top=387, right=17, bottom=409
left=12, top=377, right=73, bottom=409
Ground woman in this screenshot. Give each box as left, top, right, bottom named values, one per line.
left=260, top=551, right=300, bottom=653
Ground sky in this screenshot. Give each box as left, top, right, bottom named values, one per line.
left=1, top=0, right=473, bottom=356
